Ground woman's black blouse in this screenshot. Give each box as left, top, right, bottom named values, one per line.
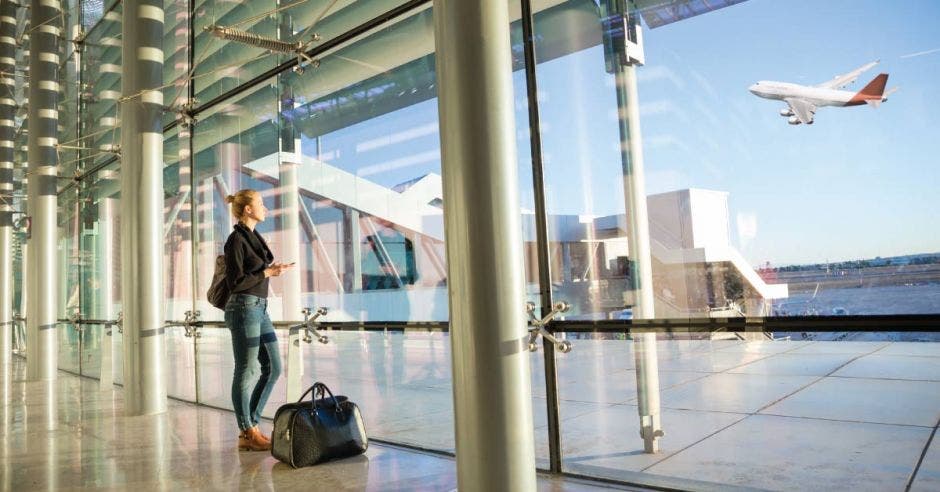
left=223, top=222, right=275, bottom=298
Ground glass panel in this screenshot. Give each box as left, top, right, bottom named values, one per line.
left=555, top=330, right=940, bottom=490
left=81, top=5, right=122, bottom=170
left=82, top=325, right=104, bottom=379
left=192, top=79, right=277, bottom=321
left=81, top=166, right=120, bottom=378
left=81, top=0, right=116, bottom=30
left=112, top=328, right=123, bottom=386
left=164, top=0, right=192, bottom=126
left=58, top=187, right=82, bottom=373
left=192, top=0, right=277, bottom=102
left=164, top=127, right=195, bottom=320
left=532, top=0, right=940, bottom=320
left=274, top=8, right=447, bottom=322
left=529, top=0, right=637, bottom=322
left=192, top=0, right=416, bottom=103
left=302, top=330, right=454, bottom=450
left=166, top=326, right=197, bottom=401
left=529, top=348, right=551, bottom=469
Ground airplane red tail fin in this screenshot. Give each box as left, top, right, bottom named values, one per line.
left=851, top=73, right=889, bottom=101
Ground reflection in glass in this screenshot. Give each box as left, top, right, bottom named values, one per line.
left=191, top=10, right=452, bottom=323
left=300, top=330, right=455, bottom=450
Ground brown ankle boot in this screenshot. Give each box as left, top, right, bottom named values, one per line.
left=253, top=425, right=271, bottom=445
left=238, top=427, right=271, bottom=452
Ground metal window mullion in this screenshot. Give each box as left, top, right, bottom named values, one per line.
left=519, top=0, right=563, bottom=475
left=187, top=0, right=201, bottom=403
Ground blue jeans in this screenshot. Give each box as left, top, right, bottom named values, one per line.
left=224, top=293, right=282, bottom=431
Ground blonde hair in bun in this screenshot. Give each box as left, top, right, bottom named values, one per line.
left=226, top=189, right=258, bottom=220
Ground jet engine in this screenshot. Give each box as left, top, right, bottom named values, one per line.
left=787, top=116, right=800, bottom=125
left=779, top=108, right=794, bottom=117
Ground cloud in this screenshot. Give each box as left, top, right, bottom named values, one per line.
left=689, top=69, right=719, bottom=101
left=900, top=47, right=940, bottom=59
left=636, top=66, right=686, bottom=90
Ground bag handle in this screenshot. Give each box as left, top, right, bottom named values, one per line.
left=313, top=382, right=341, bottom=411
left=297, top=382, right=341, bottom=412
left=297, top=385, right=317, bottom=402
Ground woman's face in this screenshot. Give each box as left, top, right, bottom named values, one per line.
left=246, top=193, right=267, bottom=223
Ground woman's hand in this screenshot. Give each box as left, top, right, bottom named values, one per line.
left=264, top=262, right=295, bottom=278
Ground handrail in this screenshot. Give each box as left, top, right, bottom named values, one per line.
left=35, top=313, right=940, bottom=333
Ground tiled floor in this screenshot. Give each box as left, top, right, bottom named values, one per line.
left=26, top=333, right=940, bottom=491
left=0, top=358, right=636, bottom=491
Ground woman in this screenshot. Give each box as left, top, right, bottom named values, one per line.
left=223, top=189, right=294, bottom=451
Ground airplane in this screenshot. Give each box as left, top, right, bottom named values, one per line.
left=749, top=61, right=898, bottom=125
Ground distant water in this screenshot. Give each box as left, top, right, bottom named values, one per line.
left=776, top=283, right=940, bottom=316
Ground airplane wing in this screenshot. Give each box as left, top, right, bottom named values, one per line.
left=784, top=98, right=817, bottom=124
left=816, top=60, right=879, bottom=90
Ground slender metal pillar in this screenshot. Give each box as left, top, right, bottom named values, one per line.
left=280, top=159, right=303, bottom=400
left=616, top=65, right=663, bottom=453
left=0, top=0, right=17, bottom=381
left=433, top=2, right=536, bottom=490
left=343, top=208, right=362, bottom=292
left=95, top=182, right=115, bottom=389
left=278, top=111, right=304, bottom=400
left=276, top=0, right=302, bottom=320
left=278, top=161, right=302, bottom=318
left=120, top=0, right=166, bottom=415
left=26, top=0, right=61, bottom=381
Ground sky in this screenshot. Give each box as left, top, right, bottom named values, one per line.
left=306, top=0, right=940, bottom=268
left=554, top=0, right=940, bottom=266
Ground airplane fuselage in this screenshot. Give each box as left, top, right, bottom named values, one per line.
left=748, top=82, right=865, bottom=107
left=749, top=63, right=892, bottom=125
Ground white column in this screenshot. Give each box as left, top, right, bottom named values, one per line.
left=0, top=0, right=17, bottom=380
left=120, top=0, right=166, bottom=415
left=433, top=1, right=537, bottom=489
left=26, top=0, right=61, bottom=381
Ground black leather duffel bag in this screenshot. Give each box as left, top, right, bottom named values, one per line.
left=271, top=382, right=368, bottom=467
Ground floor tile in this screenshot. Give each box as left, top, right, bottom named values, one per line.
left=660, top=373, right=817, bottom=413
left=761, top=376, right=940, bottom=426
left=788, top=341, right=890, bottom=355
left=656, top=352, right=769, bottom=373
left=833, top=354, right=940, bottom=381
left=728, top=353, right=858, bottom=377
left=554, top=369, right=709, bottom=404
left=911, top=434, right=940, bottom=492
left=646, top=414, right=931, bottom=491
left=558, top=404, right=746, bottom=472
left=713, top=340, right=812, bottom=355
left=877, top=342, right=940, bottom=358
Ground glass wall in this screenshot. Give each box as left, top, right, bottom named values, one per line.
left=9, top=0, right=937, bottom=489
left=531, top=0, right=940, bottom=321
left=531, top=0, right=940, bottom=490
